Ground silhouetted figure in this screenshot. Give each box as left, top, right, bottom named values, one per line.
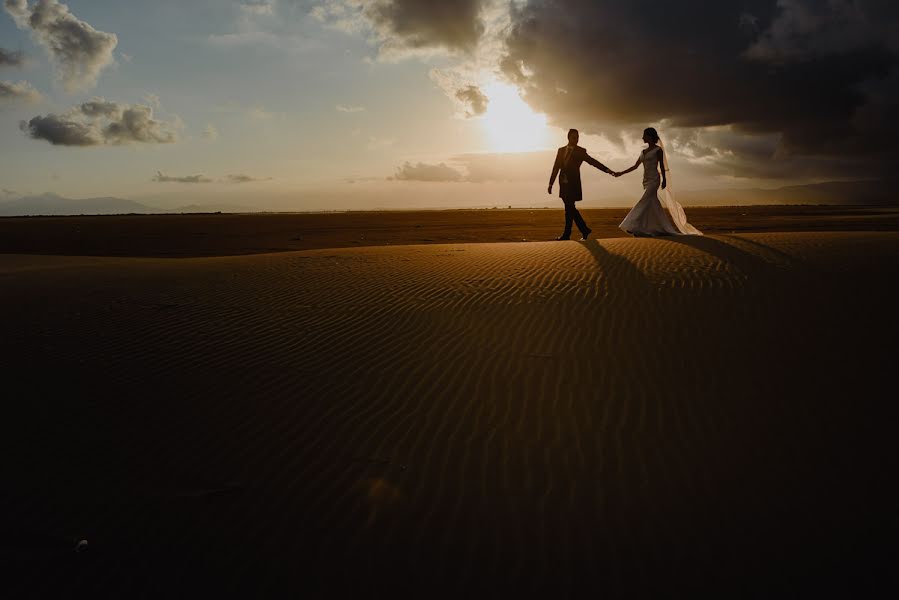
left=548, top=129, right=614, bottom=240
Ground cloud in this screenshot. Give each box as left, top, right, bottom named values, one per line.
left=0, top=79, right=42, bottom=104
left=429, top=68, right=490, bottom=118
left=314, top=0, right=488, bottom=58
left=2, top=0, right=28, bottom=20
left=20, top=98, right=180, bottom=146
left=248, top=106, right=273, bottom=119
left=240, top=1, right=274, bottom=16
left=310, top=0, right=366, bottom=34
left=454, top=84, right=487, bottom=117
left=4, top=0, right=118, bottom=92
left=19, top=113, right=102, bottom=145
left=224, top=173, right=271, bottom=184
left=387, top=152, right=556, bottom=184
left=336, top=104, right=365, bottom=113
left=207, top=30, right=280, bottom=47
left=78, top=97, right=118, bottom=117
left=202, top=124, right=218, bottom=140
left=744, top=0, right=888, bottom=63
left=152, top=171, right=212, bottom=184
left=367, top=136, right=396, bottom=150
left=390, top=161, right=464, bottom=182
left=0, top=47, right=24, bottom=67
left=151, top=172, right=270, bottom=185
left=497, top=0, right=899, bottom=177
left=143, top=93, right=161, bottom=109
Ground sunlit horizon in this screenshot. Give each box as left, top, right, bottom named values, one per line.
left=1, top=1, right=892, bottom=212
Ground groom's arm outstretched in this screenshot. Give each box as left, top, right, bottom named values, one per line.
left=547, top=148, right=562, bottom=194
left=584, top=152, right=614, bottom=175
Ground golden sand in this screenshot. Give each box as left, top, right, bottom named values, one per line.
left=2, top=231, right=898, bottom=596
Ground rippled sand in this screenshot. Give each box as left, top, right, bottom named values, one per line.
left=2, top=232, right=898, bottom=596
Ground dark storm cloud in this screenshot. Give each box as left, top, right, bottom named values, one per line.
left=19, top=113, right=102, bottom=145
left=4, top=0, right=118, bottom=91
left=390, top=161, right=464, bottom=182
left=455, top=84, right=488, bottom=117
left=20, top=99, right=179, bottom=146
left=79, top=98, right=120, bottom=117
left=0, top=47, right=24, bottom=67
left=153, top=171, right=212, bottom=184
left=500, top=0, right=899, bottom=175
left=363, top=0, right=486, bottom=53
left=313, top=0, right=488, bottom=56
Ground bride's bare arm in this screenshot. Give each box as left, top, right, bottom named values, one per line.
left=659, top=149, right=667, bottom=189
left=615, top=157, right=641, bottom=177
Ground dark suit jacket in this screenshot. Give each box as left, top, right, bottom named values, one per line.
left=549, top=145, right=609, bottom=202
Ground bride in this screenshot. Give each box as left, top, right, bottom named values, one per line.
left=614, top=127, right=702, bottom=236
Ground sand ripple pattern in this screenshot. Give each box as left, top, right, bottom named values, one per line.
left=2, top=232, right=899, bottom=597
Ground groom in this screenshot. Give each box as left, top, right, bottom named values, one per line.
left=548, top=129, right=614, bottom=240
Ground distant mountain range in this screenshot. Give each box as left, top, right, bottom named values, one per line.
left=0, top=193, right=255, bottom=216
left=679, top=180, right=896, bottom=206
left=1, top=181, right=895, bottom=216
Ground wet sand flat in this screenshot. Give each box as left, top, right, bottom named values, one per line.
left=2, top=232, right=899, bottom=596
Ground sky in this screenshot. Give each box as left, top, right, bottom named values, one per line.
left=1, top=0, right=897, bottom=211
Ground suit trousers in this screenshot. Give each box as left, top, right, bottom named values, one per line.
left=562, top=199, right=589, bottom=237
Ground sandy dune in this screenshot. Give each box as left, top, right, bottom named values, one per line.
left=2, top=232, right=898, bottom=596
left=2, top=205, right=899, bottom=257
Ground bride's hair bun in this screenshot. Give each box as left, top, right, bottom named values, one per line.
left=643, top=127, right=660, bottom=143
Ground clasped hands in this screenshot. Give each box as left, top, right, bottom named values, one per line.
left=549, top=169, right=665, bottom=193
left=606, top=170, right=667, bottom=188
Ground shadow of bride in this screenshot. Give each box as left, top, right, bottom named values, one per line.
left=661, top=234, right=786, bottom=277
left=717, top=234, right=800, bottom=267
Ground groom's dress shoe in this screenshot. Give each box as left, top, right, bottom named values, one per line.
left=556, top=235, right=570, bottom=241
left=580, top=228, right=592, bottom=240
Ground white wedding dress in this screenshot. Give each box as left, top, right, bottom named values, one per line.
left=619, top=145, right=702, bottom=236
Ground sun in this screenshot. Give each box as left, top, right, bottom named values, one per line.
left=480, top=82, right=552, bottom=153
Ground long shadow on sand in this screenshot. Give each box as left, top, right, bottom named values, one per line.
left=718, top=233, right=801, bottom=266
left=578, top=238, right=652, bottom=290
left=661, top=233, right=789, bottom=276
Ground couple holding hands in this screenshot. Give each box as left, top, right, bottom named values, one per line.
left=548, top=127, right=701, bottom=239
